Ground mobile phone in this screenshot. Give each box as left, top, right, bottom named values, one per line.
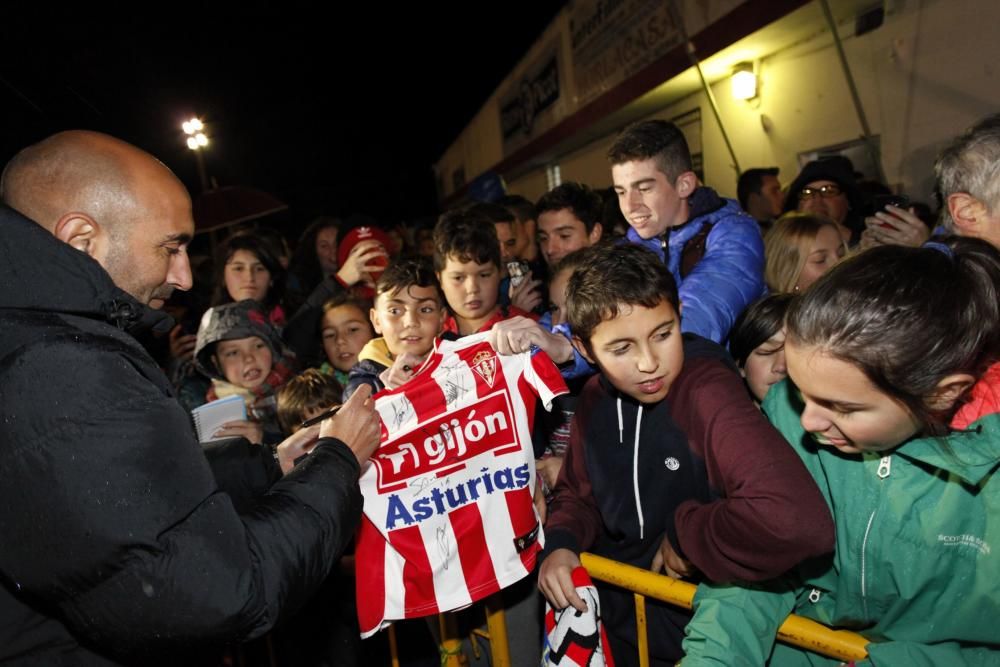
left=507, top=260, right=529, bottom=287
left=873, top=194, right=909, bottom=211
left=872, top=194, right=910, bottom=229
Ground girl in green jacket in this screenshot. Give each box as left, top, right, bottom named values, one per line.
left=682, top=238, right=1000, bottom=666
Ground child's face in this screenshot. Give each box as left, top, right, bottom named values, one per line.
left=537, top=208, right=600, bottom=266
left=322, top=305, right=374, bottom=372
left=742, top=330, right=787, bottom=403
left=371, top=285, right=445, bottom=358
left=795, top=225, right=845, bottom=292
left=547, top=268, right=572, bottom=326
left=785, top=340, right=919, bottom=454
left=214, top=336, right=273, bottom=390
left=577, top=299, right=683, bottom=404
left=224, top=249, right=271, bottom=304
left=437, top=255, right=500, bottom=324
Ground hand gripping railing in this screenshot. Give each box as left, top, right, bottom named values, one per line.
left=396, top=553, right=870, bottom=666
left=580, top=553, right=869, bottom=665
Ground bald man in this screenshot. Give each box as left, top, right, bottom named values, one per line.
left=0, top=131, right=380, bottom=665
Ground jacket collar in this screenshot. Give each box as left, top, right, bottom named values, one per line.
left=358, top=337, right=395, bottom=367
left=896, top=418, right=1000, bottom=486
left=0, top=204, right=172, bottom=336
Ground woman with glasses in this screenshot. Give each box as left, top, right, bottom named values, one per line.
left=783, top=156, right=866, bottom=244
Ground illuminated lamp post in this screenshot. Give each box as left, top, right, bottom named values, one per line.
left=182, top=117, right=210, bottom=193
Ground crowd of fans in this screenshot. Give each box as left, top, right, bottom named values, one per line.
left=4, top=112, right=1000, bottom=667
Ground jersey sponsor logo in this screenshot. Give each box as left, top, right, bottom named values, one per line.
left=471, top=349, right=498, bottom=387
left=384, top=463, right=532, bottom=530
left=373, top=391, right=518, bottom=492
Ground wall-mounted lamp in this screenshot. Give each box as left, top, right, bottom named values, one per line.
left=731, top=62, right=758, bottom=101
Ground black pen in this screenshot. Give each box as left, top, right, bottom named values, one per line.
left=299, top=405, right=343, bottom=429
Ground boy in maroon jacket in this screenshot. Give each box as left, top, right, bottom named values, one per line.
left=538, top=244, right=833, bottom=667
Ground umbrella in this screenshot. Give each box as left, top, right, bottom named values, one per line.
left=192, top=185, right=288, bottom=234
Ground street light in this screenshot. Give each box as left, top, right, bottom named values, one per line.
left=182, top=117, right=210, bottom=192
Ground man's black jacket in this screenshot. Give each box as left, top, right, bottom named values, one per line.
left=0, top=205, right=362, bottom=665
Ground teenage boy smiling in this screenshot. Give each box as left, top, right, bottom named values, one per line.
left=610, top=119, right=765, bottom=343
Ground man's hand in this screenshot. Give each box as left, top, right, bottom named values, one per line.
left=490, top=316, right=573, bottom=364
left=862, top=205, right=931, bottom=248
left=536, top=455, right=563, bottom=493
left=319, top=384, right=381, bottom=465
left=335, top=240, right=387, bottom=286
left=214, top=419, right=264, bottom=445
left=274, top=424, right=321, bottom=474
left=378, top=352, right=428, bottom=390
left=168, top=325, right=197, bottom=362
left=538, top=548, right=587, bottom=612
left=509, top=270, right=543, bottom=313
left=651, top=534, right=694, bottom=579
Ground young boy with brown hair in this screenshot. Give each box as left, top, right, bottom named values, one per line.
left=343, top=257, right=447, bottom=399
left=433, top=207, right=537, bottom=337
left=538, top=243, right=834, bottom=667
left=276, top=369, right=343, bottom=436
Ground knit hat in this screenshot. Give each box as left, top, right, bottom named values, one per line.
left=194, top=299, right=287, bottom=381
left=783, top=155, right=865, bottom=215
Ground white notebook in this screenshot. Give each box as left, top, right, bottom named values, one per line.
left=191, top=395, right=247, bottom=443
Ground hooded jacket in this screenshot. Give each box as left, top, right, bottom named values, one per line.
left=342, top=336, right=395, bottom=399
left=0, top=205, right=362, bottom=665
left=625, top=187, right=765, bottom=344
left=193, top=300, right=298, bottom=443
left=542, top=336, right=834, bottom=663
left=682, top=378, right=1000, bottom=666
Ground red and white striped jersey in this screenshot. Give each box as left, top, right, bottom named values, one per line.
left=355, top=332, right=568, bottom=637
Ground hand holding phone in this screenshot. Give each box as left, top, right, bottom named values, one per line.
left=863, top=195, right=930, bottom=248
left=872, top=195, right=910, bottom=229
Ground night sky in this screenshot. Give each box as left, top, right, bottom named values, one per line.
left=1, top=5, right=565, bottom=233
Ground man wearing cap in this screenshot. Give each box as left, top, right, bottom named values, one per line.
left=783, top=156, right=867, bottom=244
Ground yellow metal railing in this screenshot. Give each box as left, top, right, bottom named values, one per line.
left=395, top=552, right=870, bottom=665
left=580, top=553, right=870, bottom=663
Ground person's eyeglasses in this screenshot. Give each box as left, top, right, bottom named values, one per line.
left=799, top=184, right=843, bottom=200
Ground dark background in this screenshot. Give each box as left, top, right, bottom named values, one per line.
left=0, top=5, right=565, bottom=233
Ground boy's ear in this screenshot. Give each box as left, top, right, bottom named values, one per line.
left=369, top=307, right=383, bottom=335
left=925, top=373, right=976, bottom=412
left=587, top=222, right=604, bottom=245
left=674, top=171, right=698, bottom=199
left=571, top=335, right=595, bottom=365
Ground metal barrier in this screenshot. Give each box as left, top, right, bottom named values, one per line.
left=410, top=552, right=870, bottom=665
left=580, top=553, right=870, bottom=664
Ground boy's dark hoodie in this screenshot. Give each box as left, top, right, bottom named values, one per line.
left=543, top=335, right=834, bottom=665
